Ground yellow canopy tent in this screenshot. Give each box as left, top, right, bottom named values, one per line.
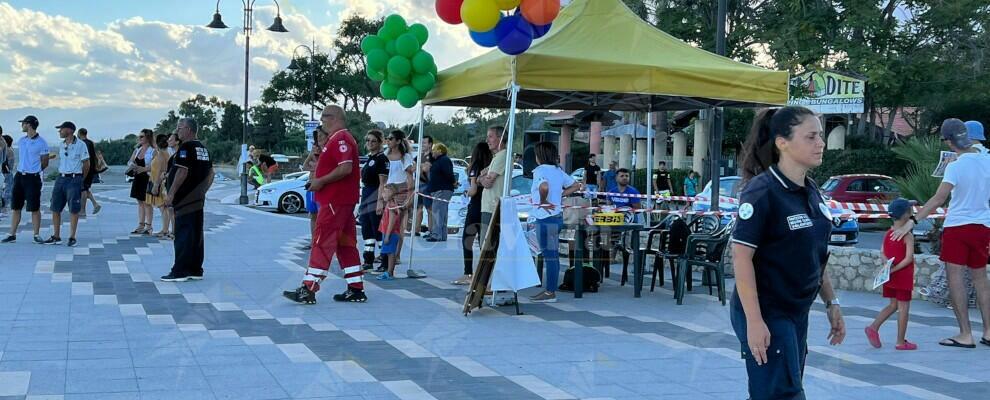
left=406, top=0, right=789, bottom=306
left=423, top=0, right=788, bottom=111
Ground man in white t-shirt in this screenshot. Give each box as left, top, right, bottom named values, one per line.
left=895, top=118, right=990, bottom=349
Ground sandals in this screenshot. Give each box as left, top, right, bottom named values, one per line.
left=864, top=326, right=882, bottom=349
left=939, top=338, right=976, bottom=349
left=980, top=337, right=990, bottom=347
left=131, top=223, right=148, bottom=234
left=451, top=275, right=473, bottom=285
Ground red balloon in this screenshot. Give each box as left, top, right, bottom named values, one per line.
left=520, top=0, right=559, bottom=26
left=436, top=0, right=464, bottom=25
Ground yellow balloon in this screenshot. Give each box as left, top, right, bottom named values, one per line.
left=461, top=0, right=501, bottom=32
left=494, top=0, right=521, bottom=10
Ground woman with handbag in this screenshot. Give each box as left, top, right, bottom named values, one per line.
left=146, top=134, right=171, bottom=239
left=128, top=129, right=154, bottom=234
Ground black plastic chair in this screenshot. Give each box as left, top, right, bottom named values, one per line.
left=674, top=219, right=735, bottom=305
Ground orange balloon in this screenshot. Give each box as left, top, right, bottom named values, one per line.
left=520, top=0, right=559, bottom=26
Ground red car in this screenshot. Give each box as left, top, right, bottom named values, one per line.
left=821, top=174, right=899, bottom=221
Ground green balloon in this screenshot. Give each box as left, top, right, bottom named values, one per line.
left=365, top=49, right=389, bottom=73
left=408, top=23, right=429, bottom=46
left=360, top=35, right=385, bottom=54
left=384, top=40, right=397, bottom=56
left=387, top=73, right=410, bottom=86
left=411, top=73, right=436, bottom=95
left=395, top=33, right=421, bottom=59
left=366, top=68, right=385, bottom=82
left=384, top=14, right=408, bottom=34
left=429, top=62, right=438, bottom=77
left=387, top=56, right=412, bottom=78
left=377, top=26, right=396, bottom=41
left=411, top=51, right=435, bottom=75
left=397, top=85, right=420, bottom=108
left=380, top=81, right=399, bottom=100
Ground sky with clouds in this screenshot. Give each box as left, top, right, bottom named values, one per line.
left=0, top=0, right=497, bottom=137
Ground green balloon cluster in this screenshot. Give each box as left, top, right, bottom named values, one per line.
left=361, top=14, right=439, bottom=109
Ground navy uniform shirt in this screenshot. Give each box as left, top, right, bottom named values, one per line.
left=731, top=165, right=832, bottom=316
left=361, top=151, right=389, bottom=189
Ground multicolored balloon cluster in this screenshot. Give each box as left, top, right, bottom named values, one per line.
left=361, top=14, right=439, bottom=108
left=435, top=0, right=560, bottom=55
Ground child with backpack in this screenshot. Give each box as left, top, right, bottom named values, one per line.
left=865, top=198, right=917, bottom=350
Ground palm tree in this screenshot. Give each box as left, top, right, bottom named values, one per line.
left=891, top=136, right=945, bottom=254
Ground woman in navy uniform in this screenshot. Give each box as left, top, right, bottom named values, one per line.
left=730, top=106, right=846, bottom=400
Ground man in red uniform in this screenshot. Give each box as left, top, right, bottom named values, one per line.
left=284, top=105, right=366, bottom=304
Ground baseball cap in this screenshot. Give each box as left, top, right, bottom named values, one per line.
left=887, top=198, right=917, bottom=220
left=965, top=120, right=985, bottom=141
left=55, top=121, right=77, bottom=131
left=940, top=118, right=971, bottom=149
left=18, top=115, right=39, bottom=124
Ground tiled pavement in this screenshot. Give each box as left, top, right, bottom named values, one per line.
left=0, top=182, right=987, bottom=399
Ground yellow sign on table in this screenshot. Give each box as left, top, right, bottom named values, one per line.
left=590, top=212, right=624, bottom=226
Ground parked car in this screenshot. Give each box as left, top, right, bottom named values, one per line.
left=693, top=176, right=860, bottom=246
left=570, top=168, right=585, bottom=184
left=256, top=172, right=310, bottom=213
left=821, top=174, right=898, bottom=204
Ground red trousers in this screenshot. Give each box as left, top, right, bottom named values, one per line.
left=304, top=202, right=363, bottom=292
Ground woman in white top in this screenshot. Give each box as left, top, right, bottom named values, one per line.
left=529, top=142, right=581, bottom=303
left=375, top=130, right=415, bottom=280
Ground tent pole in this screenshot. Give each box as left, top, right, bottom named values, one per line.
left=645, top=106, right=653, bottom=227
left=502, top=84, right=521, bottom=197
left=406, top=104, right=428, bottom=276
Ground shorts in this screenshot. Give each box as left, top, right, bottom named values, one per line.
left=82, top=173, right=95, bottom=191
left=381, top=233, right=401, bottom=255
left=305, top=191, right=319, bottom=214
left=51, top=175, right=84, bottom=214
left=940, top=224, right=990, bottom=268
left=882, top=286, right=913, bottom=302
left=11, top=172, right=42, bottom=212
left=421, top=195, right=432, bottom=209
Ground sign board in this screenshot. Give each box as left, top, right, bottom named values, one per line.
left=304, top=120, right=320, bottom=151
left=788, top=70, right=866, bottom=114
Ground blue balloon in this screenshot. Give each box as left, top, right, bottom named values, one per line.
left=533, top=22, right=552, bottom=39
left=469, top=28, right=499, bottom=48
left=495, top=14, right=534, bottom=55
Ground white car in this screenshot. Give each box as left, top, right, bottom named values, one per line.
left=256, top=172, right=310, bottom=213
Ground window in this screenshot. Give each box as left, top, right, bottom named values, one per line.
left=821, top=179, right=840, bottom=192
left=512, top=176, right=532, bottom=195
left=845, top=179, right=867, bottom=192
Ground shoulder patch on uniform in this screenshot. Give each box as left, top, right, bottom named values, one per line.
left=339, top=144, right=348, bottom=153
left=738, top=203, right=754, bottom=220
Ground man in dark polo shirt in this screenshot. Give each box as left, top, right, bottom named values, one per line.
left=161, top=118, right=214, bottom=282
left=77, top=128, right=102, bottom=216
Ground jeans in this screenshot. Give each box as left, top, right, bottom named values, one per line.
left=536, top=215, right=563, bottom=292
left=429, top=190, right=453, bottom=241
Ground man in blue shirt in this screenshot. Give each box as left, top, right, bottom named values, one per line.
left=44, top=121, right=90, bottom=247
left=606, top=168, right=642, bottom=210
left=3, top=116, right=50, bottom=244
left=602, top=161, right=618, bottom=192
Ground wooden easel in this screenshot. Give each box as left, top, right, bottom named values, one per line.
left=463, top=202, right=502, bottom=315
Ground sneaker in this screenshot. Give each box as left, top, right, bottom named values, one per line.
left=188, top=274, right=204, bottom=281
left=33, top=235, right=45, bottom=244
left=160, top=273, right=190, bottom=282
left=43, top=236, right=62, bottom=245
left=371, top=266, right=387, bottom=275
left=93, top=204, right=102, bottom=215
left=895, top=341, right=918, bottom=351
left=864, top=326, right=882, bottom=349
left=362, top=263, right=374, bottom=271
left=376, top=272, right=394, bottom=281
left=405, top=269, right=427, bottom=279
left=67, top=238, right=77, bottom=247
left=529, top=291, right=557, bottom=303
left=283, top=285, right=317, bottom=304
left=1, top=235, right=14, bottom=243
left=332, top=287, right=367, bottom=303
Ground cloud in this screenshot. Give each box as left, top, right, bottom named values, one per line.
left=0, top=1, right=497, bottom=131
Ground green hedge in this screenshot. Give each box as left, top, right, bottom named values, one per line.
left=809, top=148, right=908, bottom=185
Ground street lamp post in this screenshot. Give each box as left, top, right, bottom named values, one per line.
left=207, top=0, right=289, bottom=205
left=287, top=41, right=317, bottom=121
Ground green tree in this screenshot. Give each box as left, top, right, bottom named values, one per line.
left=261, top=52, right=339, bottom=113
left=333, top=14, right=384, bottom=114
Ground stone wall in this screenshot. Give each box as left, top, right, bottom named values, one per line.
left=825, top=246, right=943, bottom=299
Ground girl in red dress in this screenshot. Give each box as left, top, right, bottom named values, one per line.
left=865, top=198, right=917, bottom=350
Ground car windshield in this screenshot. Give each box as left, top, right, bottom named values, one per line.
left=512, top=176, right=532, bottom=195
left=454, top=168, right=469, bottom=195
left=703, top=178, right=741, bottom=198
left=822, top=178, right=839, bottom=192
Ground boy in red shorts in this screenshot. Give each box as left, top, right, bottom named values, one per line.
left=866, top=198, right=917, bottom=350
